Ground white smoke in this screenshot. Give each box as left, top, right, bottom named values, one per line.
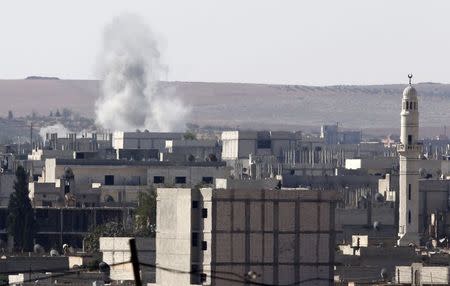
left=95, top=14, right=189, bottom=132
left=39, top=123, right=71, bottom=139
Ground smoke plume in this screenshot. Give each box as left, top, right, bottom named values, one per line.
left=95, top=14, right=189, bottom=132
left=39, top=123, right=71, bottom=139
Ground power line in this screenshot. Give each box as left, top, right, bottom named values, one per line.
left=1, top=259, right=336, bottom=286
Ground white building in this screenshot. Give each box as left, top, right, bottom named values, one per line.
left=100, top=237, right=155, bottom=283
left=397, top=75, right=422, bottom=246
left=221, top=131, right=301, bottom=161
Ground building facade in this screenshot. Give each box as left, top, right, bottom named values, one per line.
left=155, top=187, right=338, bottom=286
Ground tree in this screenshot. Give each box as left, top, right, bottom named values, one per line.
left=134, top=189, right=157, bottom=237
left=183, top=131, right=197, bottom=140
left=7, top=166, right=37, bottom=252
left=83, top=222, right=131, bottom=253
left=83, top=189, right=157, bottom=253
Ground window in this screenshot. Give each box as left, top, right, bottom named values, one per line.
left=406, top=101, right=409, bottom=110
left=202, top=177, right=214, bottom=184
left=192, top=233, right=198, bottom=247
left=202, top=208, right=208, bottom=218
left=75, top=152, right=85, bottom=159
left=201, top=241, right=207, bottom=250
left=42, top=201, right=52, bottom=207
left=410, top=102, right=413, bottom=109
left=200, top=273, right=207, bottom=283
left=408, top=210, right=411, bottom=224
left=257, top=139, right=271, bottom=149
left=104, top=175, right=114, bottom=186
left=175, top=176, right=186, bottom=184
left=408, top=135, right=412, bottom=145
left=192, top=201, right=199, bottom=209
left=408, top=184, right=411, bottom=200
left=64, top=181, right=70, bottom=194
left=190, top=265, right=201, bottom=285
left=153, top=176, right=165, bottom=184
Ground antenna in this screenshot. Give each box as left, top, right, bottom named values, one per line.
left=408, top=74, right=413, bottom=85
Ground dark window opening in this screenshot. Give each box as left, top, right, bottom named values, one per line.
left=200, top=273, right=207, bottom=283
left=192, top=201, right=199, bottom=209
left=104, top=175, right=114, bottom=186
left=201, top=241, right=207, bottom=250
left=406, top=101, right=409, bottom=110
left=42, top=201, right=52, bottom=207
left=202, top=177, right=213, bottom=184
left=75, top=152, right=85, bottom=159
left=192, top=233, right=198, bottom=247
left=153, top=176, right=165, bottom=184
left=410, top=102, right=413, bottom=109
left=64, top=182, right=70, bottom=194
left=33, top=174, right=39, bottom=181
left=202, top=208, right=208, bottom=218
left=408, top=135, right=412, bottom=145
left=408, top=210, right=411, bottom=224
left=175, top=176, right=186, bottom=184
left=190, top=265, right=202, bottom=285
left=257, top=139, right=271, bottom=149
left=408, top=184, right=411, bottom=200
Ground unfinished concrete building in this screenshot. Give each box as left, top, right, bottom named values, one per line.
left=154, top=187, right=338, bottom=286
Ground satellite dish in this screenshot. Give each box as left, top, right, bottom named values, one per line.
left=99, top=262, right=111, bottom=283
left=375, top=193, right=384, bottom=203
left=33, top=244, right=45, bottom=254
left=373, top=221, right=380, bottom=231
left=380, top=268, right=388, bottom=280
left=50, top=249, right=59, bottom=257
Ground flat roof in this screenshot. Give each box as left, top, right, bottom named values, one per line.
left=54, top=158, right=226, bottom=167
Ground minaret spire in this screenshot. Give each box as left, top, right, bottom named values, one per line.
left=397, top=74, right=421, bottom=246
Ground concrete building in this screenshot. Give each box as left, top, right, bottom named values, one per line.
left=320, top=124, right=362, bottom=145
left=345, top=157, right=398, bottom=175
left=100, top=237, right=155, bottom=283
left=113, top=131, right=184, bottom=152
left=163, top=139, right=221, bottom=162
left=398, top=76, right=422, bottom=246
left=396, top=263, right=450, bottom=285
left=29, top=158, right=228, bottom=207
left=221, top=130, right=301, bottom=161
left=154, top=187, right=338, bottom=286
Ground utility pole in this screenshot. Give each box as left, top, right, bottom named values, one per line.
left=30, top=122, right=33, bottom=149
left=129, top=238, right=142, bottom=286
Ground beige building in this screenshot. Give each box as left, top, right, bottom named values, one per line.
left=100, top=237, right=155, bottom=283
left=154, top=187, right=338, bottom=286
left=29, top=158, right=229, bottom=207
left=396, top=263, right=450, bottom=285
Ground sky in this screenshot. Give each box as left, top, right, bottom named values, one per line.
left=0, top=0, right=449, bottom=85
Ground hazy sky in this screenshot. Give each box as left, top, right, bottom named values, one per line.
left=1, top=0, right=449, bottom=85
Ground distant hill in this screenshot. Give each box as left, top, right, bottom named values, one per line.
left=0, top=79, right=449, bottom=134
left=25, top=76, right=60, bottom=80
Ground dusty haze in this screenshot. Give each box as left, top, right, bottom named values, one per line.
left=1, top=79, right=450, bottom=136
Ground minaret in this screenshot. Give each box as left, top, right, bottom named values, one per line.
left=397, top=74, right=421, bottom=246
